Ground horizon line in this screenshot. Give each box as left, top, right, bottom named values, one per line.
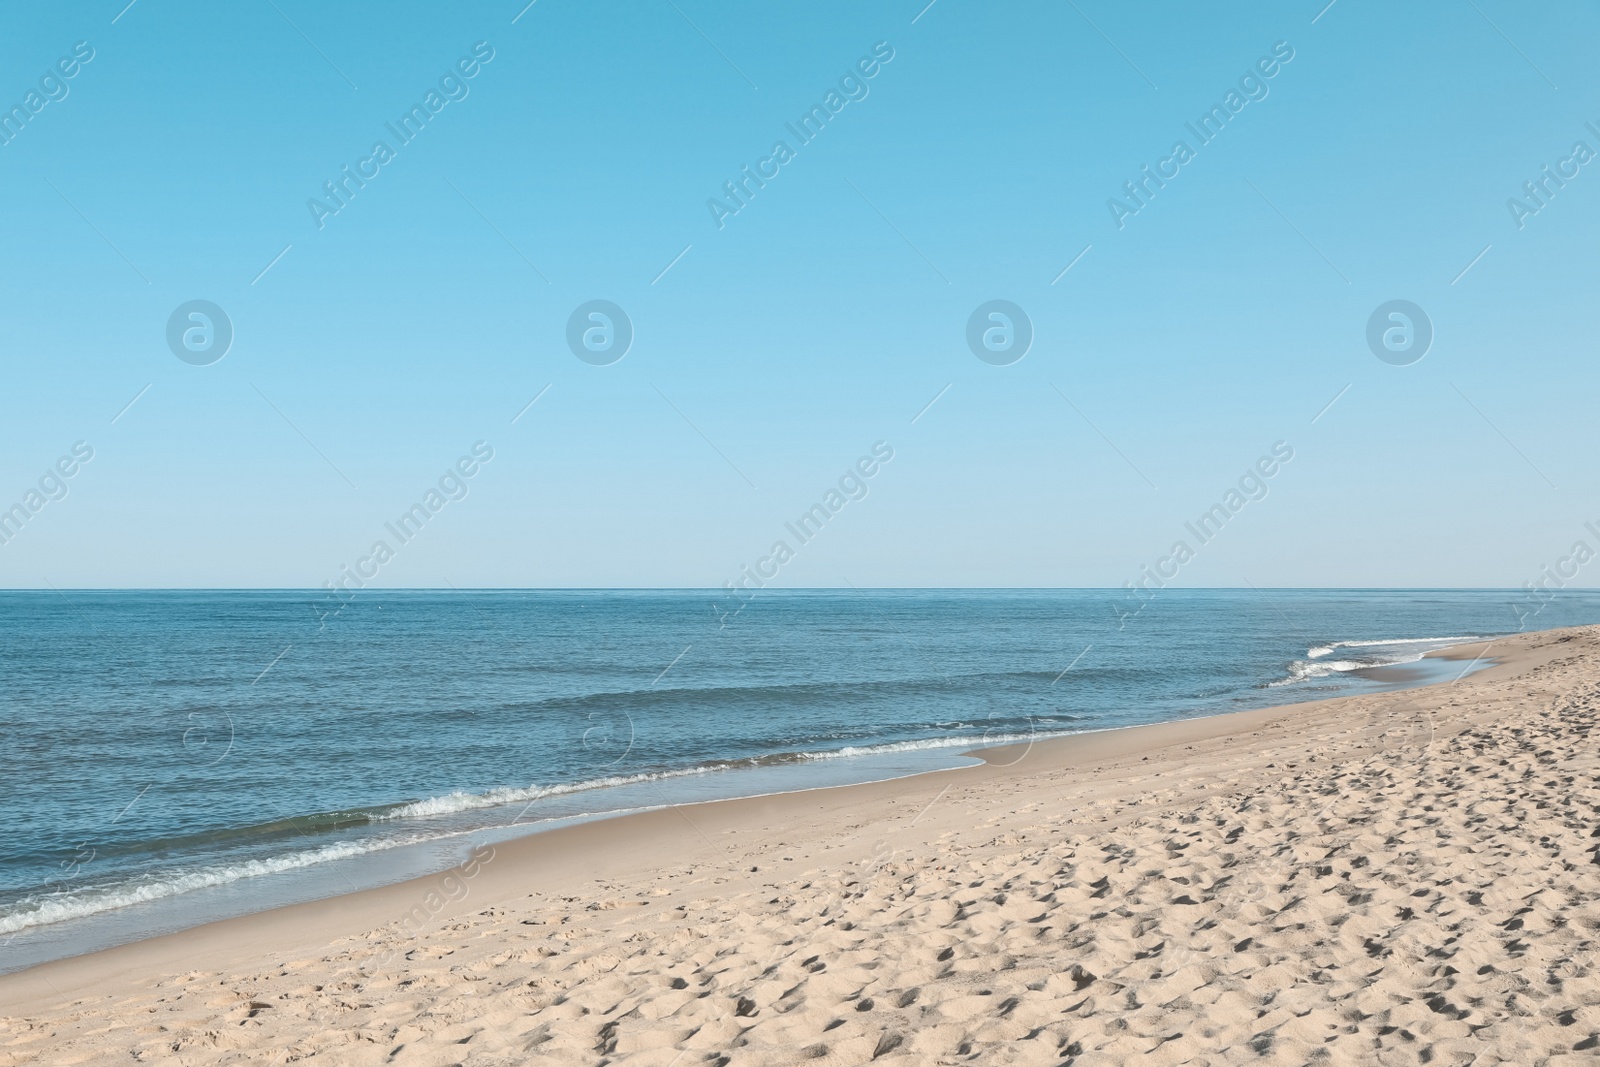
left=0, top=586, right=1585, bottom=594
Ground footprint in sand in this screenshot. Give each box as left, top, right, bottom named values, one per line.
left=1364, top=693, right=1435, bottom=761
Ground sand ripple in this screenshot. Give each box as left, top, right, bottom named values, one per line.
left=5, top=629, right=1600, bottom=1064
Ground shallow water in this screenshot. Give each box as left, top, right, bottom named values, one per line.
left=2, top=587, right=1594, bottom=971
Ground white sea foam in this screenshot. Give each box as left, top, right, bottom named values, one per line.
left=1276, top=635, right=1492, bottom=687
left=377, top=731, right=1057, bottom=821
left=0, top=836, right=424, bottom=937
left=808, top=731, right=1050, bottom=758
left=2, top=731, right=1072, bottom=937
left=1270, top=658, right=1383, bottom=686
left=1307, top=636, right=1487, bottom=659
left=375, top=765, right=729, bottom=821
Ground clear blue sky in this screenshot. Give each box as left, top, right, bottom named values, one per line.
left=1, top=0, right=1596, bottom=588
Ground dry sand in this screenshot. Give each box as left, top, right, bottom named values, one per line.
left=4, top=625, right=1600, bottom=1065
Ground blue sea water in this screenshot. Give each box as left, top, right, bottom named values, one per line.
left=3, top=587, right=1598, bottom=972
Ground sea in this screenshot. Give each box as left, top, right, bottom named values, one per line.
left=3, top=587, right=1597, bottom=973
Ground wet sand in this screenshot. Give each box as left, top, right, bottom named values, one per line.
left=4, top=625, right=1598, bottom=1065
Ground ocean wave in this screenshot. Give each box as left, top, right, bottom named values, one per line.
left=2, top=728, right=1080, bottom=935
left=474, top=671, right=1115, bottom=719
left=0, top=835, right=426, bottom=938
left=374, top=765, right=736, bottom=820
left=1306, top=636, right=1488, bottom=659
left=1269, top=658, right=1378, bottom=686
left=1276, top=634, right=1492, bottom=687
left=801, top=730, right=1062, bottom=759
left=376, top=729, right=1074, bottom=821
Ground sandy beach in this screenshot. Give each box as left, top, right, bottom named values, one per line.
left=3, top=624, right=1598, bottom=1065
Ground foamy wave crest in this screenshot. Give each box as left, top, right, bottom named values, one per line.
left=1269, top=658, right=1371, bottom=686
left=1274, top=633, right=1494, bottom=687
left=375, top=765, right=732, bottom=821
left=4, top=729, right=1085, bottom=935
left=0, top=836, right=421, bottom=937
left=807, top=731, right=1060, bottom=758
left=1307, top=636, right=1488, bottom=659
left=378, top=730, right=1075, bottom=822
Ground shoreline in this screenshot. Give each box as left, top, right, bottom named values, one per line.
left=0, top=629, right=1529, bottom=1006
left=6, top=624, right=1596, bottom=1063
left=0, top=635, right=1495, bottom=980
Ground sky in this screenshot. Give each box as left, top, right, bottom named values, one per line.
left=1, top=0, right=1597, bottom=589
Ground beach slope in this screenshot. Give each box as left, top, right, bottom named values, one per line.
left=4, top=625, right=1600, bottom=1065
